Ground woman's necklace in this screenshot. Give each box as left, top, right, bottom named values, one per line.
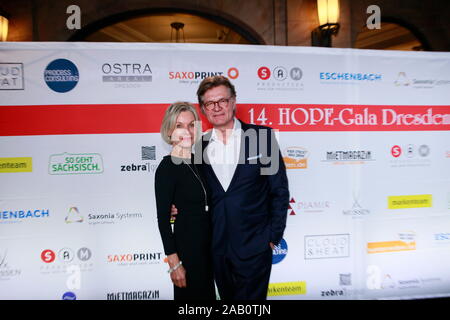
left=183, top=160, right=209, bottom=212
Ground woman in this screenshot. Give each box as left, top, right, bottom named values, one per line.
left=154, top=102, right=215, bottom=300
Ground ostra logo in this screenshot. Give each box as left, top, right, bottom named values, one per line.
left=272, top=239, right=288, bottom=264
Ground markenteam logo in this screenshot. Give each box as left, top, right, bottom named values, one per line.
left=44, top=59, right=79, bottom=93
left=272, top=239, right=288, bottom=264
left=388, top=194, right=432, bottom=209
left=0, top=63, right=24, bottom=90
left=305, top=234, right=350, bottom=260
left=0, top=157, right=32, bottom=173
left=107, top=290, right=160, bottom=300
left=282, top=147, right=308, bottom=169
left=367, top=231, right=416, bottom=254
left=267, top=281, right=306, bottom=296
left=0, top=209, right=49, bottom=224
left=323, top=150, right=374, bottom=164
left=49, top=153, right=103, bottom=175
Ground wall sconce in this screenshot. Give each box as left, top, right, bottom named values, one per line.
left=311, top=0, right=340, bottom=47
left=0, top=8, right=9, bottom=41
left=170, top=22, right=185, bottom=43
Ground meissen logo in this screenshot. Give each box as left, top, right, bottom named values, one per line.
left=102, top=63, right=152, bottom=83
left=49, top=153, right=103, bottom=175
left=0, top=63, right=24, bottom=90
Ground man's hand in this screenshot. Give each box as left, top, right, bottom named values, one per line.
left=170, top=204, right=178, bottom=221
left=270, top=242, right=275, bottom=250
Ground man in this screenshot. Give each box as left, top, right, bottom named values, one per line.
left=173, top=75, right=289, bottom=300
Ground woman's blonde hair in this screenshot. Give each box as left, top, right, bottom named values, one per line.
left=160, top=102, right=202, bottom=145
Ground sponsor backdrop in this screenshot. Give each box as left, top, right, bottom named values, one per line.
left=1, top=42, right=450, bottom=300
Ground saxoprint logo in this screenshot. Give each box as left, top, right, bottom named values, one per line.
left=272, top=238, right=288, bottom=264
left=49, top=153, right=103, bottom=175
left=44, top=59, right=79, bottom=93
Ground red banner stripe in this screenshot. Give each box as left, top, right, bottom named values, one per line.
left=0, top=103, right=449, bottom=136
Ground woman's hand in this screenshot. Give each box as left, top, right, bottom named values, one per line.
left=167, top=253, right=186, bottom=288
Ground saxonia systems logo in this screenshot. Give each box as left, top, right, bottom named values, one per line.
left=304, top=234, right=350, bottom=260
left=101, top=62, right=152, bottom=88
left=65, top=206, right=143, bottom=225
left=168, top=67, right=238, bottom=85
left=282, top=147, right=308, bottom=169
left=0, top=208, right=49, bottom=225
left=49, top=152, right=103, bottom=175
left=389, top=144, right=431, bottom=168
left=387, top=194, right=432, bottom=210
left=394, top=71, right=450, bottom=89
left=367, top=231, right=416, bottom=254
left=267, top=281, right=307, bottom=297
left=0, top=157, right=32, bottom=173
left=40, top=247, right=93, bottom=274
left=288, top=197, right=331, bottom=215
left=0, top=63, right=24, bottom=90
left=272, top=239, right=288, bottom=264
left=44, top=59, right=79, bottom=93
left=0, top=250, right=22, bottom=281
left=322, top=149, right=375, bottom=165
left=120, top=146, right=157, bottom=173
left=256, top=66, right=304, bottom=92
left=107, top=252, right=163, bottom=266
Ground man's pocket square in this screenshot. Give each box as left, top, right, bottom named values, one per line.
left=247, top=154, right=262, bottom=161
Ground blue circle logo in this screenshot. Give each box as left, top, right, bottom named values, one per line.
left=62, top=291, right=77, bottom=300
left=44, top=59, right=79, bottom=93
left=272, top=238, right=288, bottom=264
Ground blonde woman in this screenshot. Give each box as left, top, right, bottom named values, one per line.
left=154, top=102, right=215, bottom=300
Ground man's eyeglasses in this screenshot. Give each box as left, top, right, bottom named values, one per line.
left=202, top=98, right=232, bottom=110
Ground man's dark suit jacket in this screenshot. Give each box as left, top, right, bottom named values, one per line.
left=194, top=119, right=289, bottom=260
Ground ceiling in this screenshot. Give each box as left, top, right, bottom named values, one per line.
left=84, top=12, right=251, bottom=44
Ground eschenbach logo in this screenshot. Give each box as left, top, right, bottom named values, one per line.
left=320, top=72, right=382, bottom=83
left=0, top=209, right=49, bottom=224
left=44, top=59, right=79, bottom=93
